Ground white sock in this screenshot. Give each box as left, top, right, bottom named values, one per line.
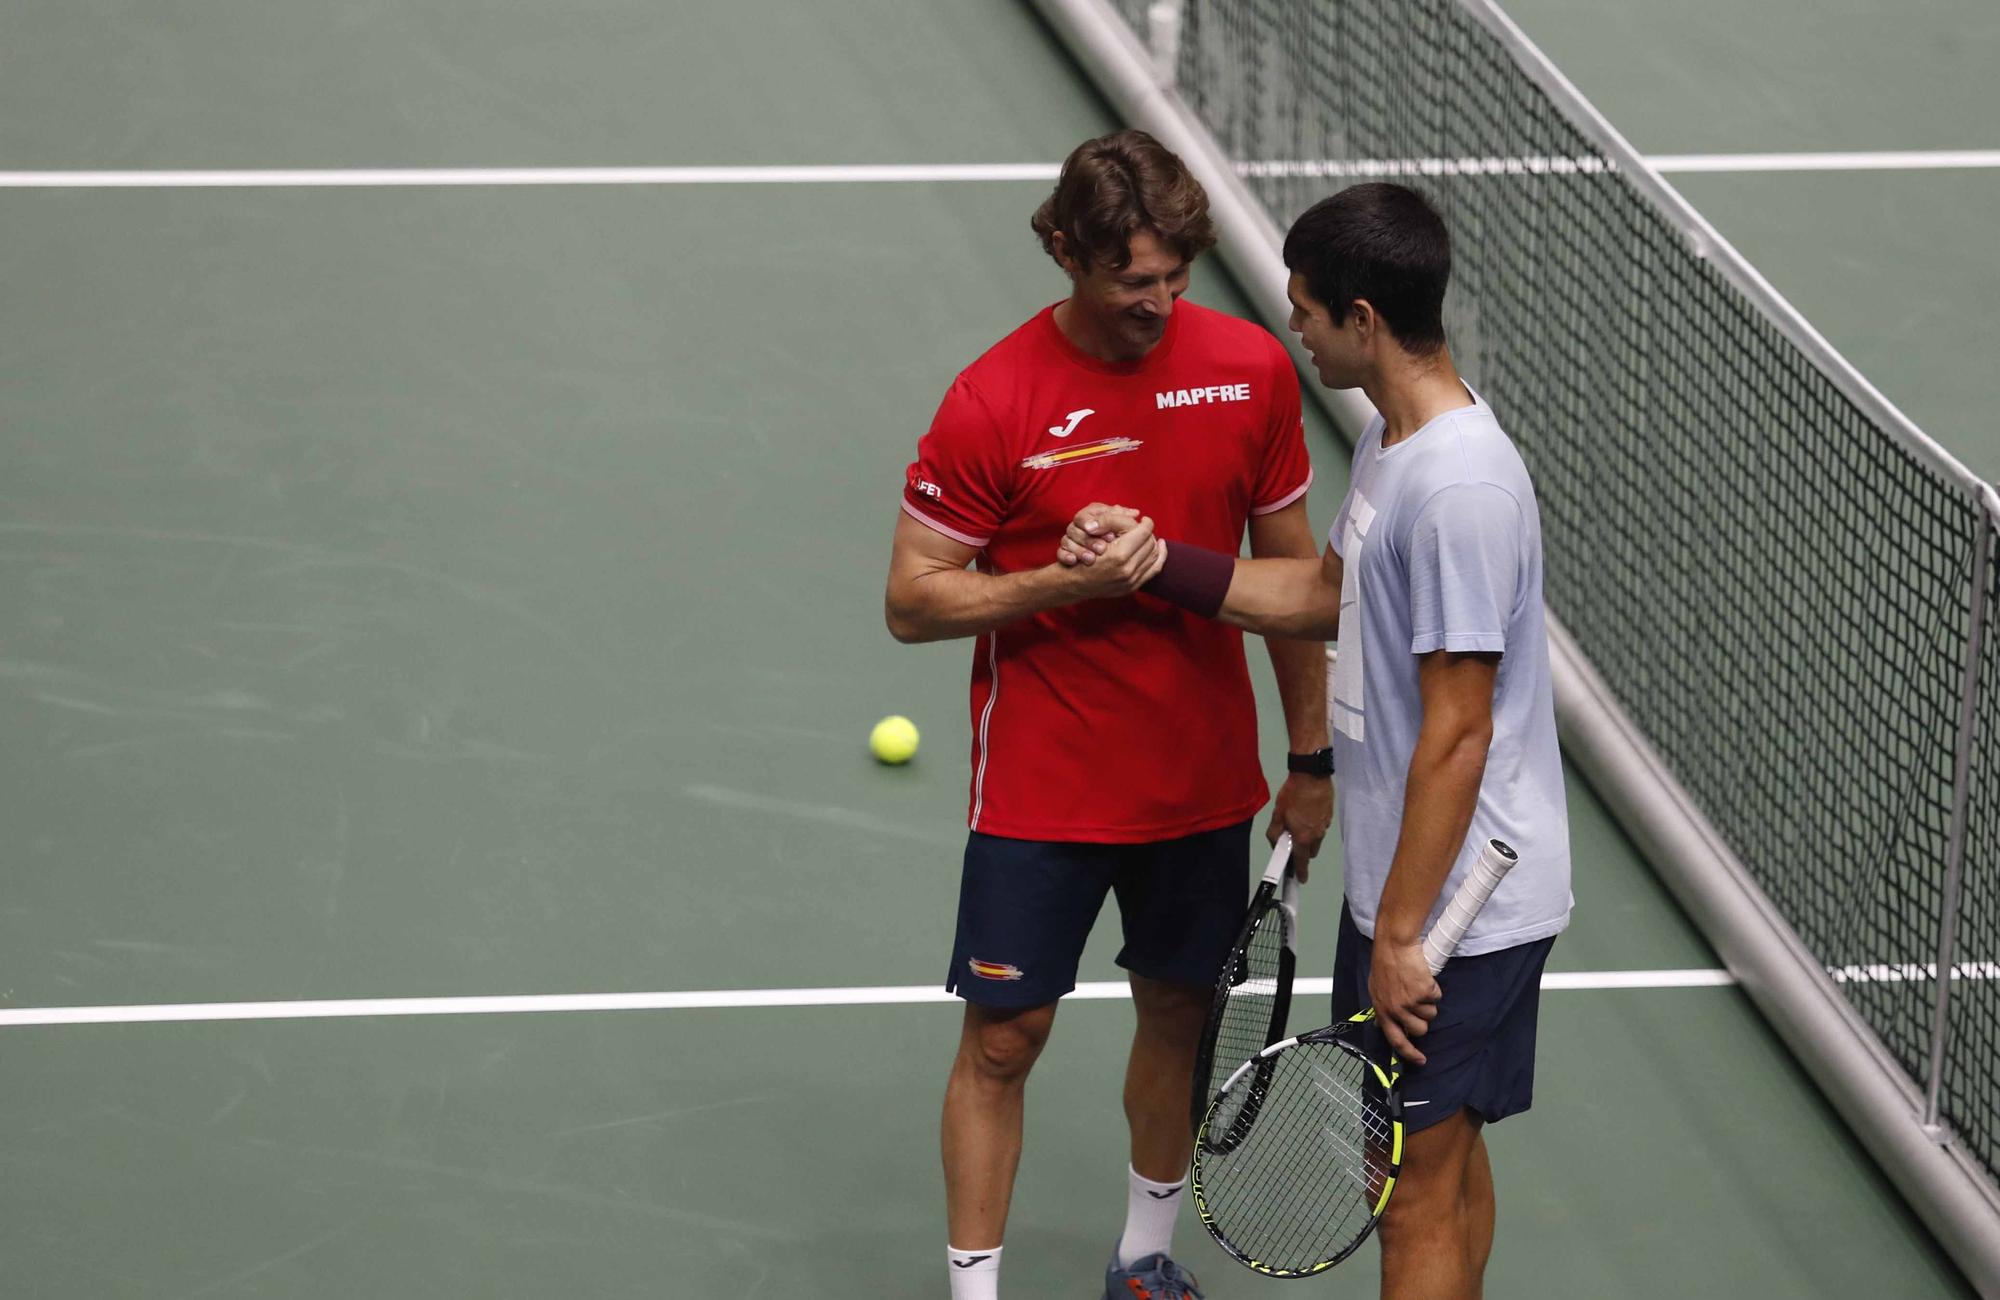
left=947, top=1244, right=1001, bottom=1300
left=1117, top=1165, right=1185, bottom=1268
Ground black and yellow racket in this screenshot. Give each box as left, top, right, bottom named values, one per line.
left=1191, top=838, right=1520, bottom=1278
left=1190, top=832, right=1300, bottom=1148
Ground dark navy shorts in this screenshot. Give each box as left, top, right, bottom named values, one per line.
left=944, top=820, right=1253, bottom=1008
left=1331, top=902, right=1555, bottom=1134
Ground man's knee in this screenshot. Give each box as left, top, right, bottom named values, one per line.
left=1380, top=1111, right=1480, bottom=1229
left=958, top=1004, right=1057, bottom=1086
left=1378, top=1182, right=1458, bottom=1249
left=1129, top=974, right=1210, bottom=1034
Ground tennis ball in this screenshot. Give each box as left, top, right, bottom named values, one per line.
left=870, top=715, right=920, bottom=765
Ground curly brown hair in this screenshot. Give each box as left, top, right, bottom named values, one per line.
left=1031, top=130, right=1217, bottom=273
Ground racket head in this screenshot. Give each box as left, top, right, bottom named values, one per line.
left=1189, top=835, right=1298, bottom=1142
left=1191, top=1016, right=1404, bottom=1278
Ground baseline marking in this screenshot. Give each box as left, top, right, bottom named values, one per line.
left=13, top=965, right=1996, bottom=1027
left=2, top=152, right=1996, bottom=189
left=0, top=969, right=1739, bottom=1027
left=0, top=164, right=1063, bottom=189
left=1649, top=150, right=2000, bottom=173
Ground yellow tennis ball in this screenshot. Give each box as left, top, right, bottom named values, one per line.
left=870, top=715, right=920, bottom=765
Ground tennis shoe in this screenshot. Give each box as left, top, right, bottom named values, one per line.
left=1102, top=1250, right=1204, bottom=1299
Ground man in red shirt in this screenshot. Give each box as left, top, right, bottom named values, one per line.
left=885, top=130, right=1329, bottom=1300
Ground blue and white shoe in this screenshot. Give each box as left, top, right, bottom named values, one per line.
left=1103, top=1250, right=1205, bottom=1299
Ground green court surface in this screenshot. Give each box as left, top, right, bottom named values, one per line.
left=1, top=1, right=1993, bottom=1296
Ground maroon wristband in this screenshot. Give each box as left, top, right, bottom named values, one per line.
left=1142, top=540, right=1235, bottom=618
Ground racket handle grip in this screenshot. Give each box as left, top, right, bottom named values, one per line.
left=1261, top=831, right=1294, bottom=888
left=1422, top=839, right=1519, bottom=975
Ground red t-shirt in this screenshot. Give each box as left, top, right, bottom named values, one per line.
left=902, top=301, right=1313, bottom=843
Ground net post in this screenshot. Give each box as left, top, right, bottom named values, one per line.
left=1925, top=508, right=1995, bottom=1133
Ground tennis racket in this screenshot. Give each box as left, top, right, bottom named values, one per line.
left=1190, top=837, right=1520, bottom=1278
left=1189, top=833, right=1300, bottom=1149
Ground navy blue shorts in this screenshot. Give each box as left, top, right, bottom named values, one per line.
left=944, top=821, right=1253, bottom=1008
left=1331, top=902, right=1554, bottom=1134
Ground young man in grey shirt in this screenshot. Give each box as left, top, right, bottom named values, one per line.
left=1061, top=182, right=1571, bottom=1300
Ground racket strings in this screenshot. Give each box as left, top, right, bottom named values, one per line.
left=1207, top=906, right=1289, bottom=1111
left=1297, top=1054, right=1394, bottom=1204
left=1196, top=1042, right=1396, bottom=1274
left=1220, top=1076, right=1388, bottom=1267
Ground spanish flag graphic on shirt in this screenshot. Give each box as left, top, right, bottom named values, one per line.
left=1019, top=437, right=1143, bottom=471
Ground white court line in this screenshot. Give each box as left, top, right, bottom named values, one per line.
left=4, top=963, right=1991, bottom=1028
left=0, top=970, right=1736, bottom=1028
left=0, top=164, right=1064, bottom=189
left=1540, top=969, right=1735, bottom=990
left=1, top=152, right=1996, bottom=189
left=1650, top=150, right=2000, bottom=173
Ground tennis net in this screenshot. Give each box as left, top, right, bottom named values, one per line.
left=1089, top=0, right=2000, bottom=1201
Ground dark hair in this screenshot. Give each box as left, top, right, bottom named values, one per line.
left=1031, top=130, right=1217, bottom=272
left=1282, top=183, right=1450, bottom=354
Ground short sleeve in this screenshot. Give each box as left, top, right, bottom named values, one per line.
left=1407, top=483, right=1524, bottom=655
left=1249, top=344, right=1313, bottom=515
left=1327, top=418, right=1380, bottom=557
left=903, top=376, right=1011, bottom=547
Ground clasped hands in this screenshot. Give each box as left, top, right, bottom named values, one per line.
left=1053, top=502, right=1159, bottom=596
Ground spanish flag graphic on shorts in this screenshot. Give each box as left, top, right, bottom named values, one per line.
left=967, top=958, right=1025, bottom=981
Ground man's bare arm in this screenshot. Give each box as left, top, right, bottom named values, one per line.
left=1211, top=548, right=1342, bottom=640
left=1248, top=501, right=1334, bottom=867
left=1367, top=649, right=1499, bottom=1064
left=1061, top=505, right=1342, bottom=640
left=885, top=510, right=1162, bottom=644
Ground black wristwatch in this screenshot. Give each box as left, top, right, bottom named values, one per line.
left=1286, top=747, right=1335, bottom=777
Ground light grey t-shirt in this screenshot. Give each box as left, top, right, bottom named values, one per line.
left=1328, top=385, right=1572, bottom=954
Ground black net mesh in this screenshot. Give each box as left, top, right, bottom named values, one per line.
left=1090, top=0, right=1998, bottom=1190
left=1945, top=539, right=2000, bottom=1176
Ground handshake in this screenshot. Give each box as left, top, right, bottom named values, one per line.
left=1052, top=503, right=1166, bottom=598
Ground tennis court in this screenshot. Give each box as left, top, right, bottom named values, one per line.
left=1, top=1, right=1994, bottom=1295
